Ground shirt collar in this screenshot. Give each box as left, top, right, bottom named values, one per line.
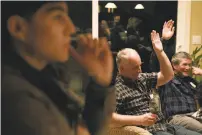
left=117, top=73, right=138, bottom=85
left=172, top=74, right=196, bottom=85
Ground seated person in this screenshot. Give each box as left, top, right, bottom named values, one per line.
left=191, top=81, right=202, bottom=122
left=195, top=82, right=202, bottom=121
left=109, top=30, right=201, bottom=135
left=159, top=52, right=202, bottom=133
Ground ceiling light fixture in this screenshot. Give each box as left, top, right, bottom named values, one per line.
left=134, top=4, right=144, bottom=10
left=105, top=2, right=117, bottom=9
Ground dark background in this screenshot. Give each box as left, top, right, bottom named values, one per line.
left=67, top=1, right=92, bottom=30
left=99, top=1, right=178, bottom=34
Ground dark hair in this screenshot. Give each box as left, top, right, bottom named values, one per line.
left=1, top=1, right=51, bottom=52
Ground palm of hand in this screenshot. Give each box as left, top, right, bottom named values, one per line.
left=162, top=28, right=174, bottom=40
left=152, top=39, right=162, bottom=49
left=162, top=20, right=175, bottom=40
left=151, top=31, right=163, bottom=52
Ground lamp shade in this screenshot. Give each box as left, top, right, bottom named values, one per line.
left=134, top=4, right=144, bottom=9
left=105, top=2, right=117, bottom=8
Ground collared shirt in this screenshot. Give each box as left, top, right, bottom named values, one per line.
left=159, top=75, right=198, bottom=119
left=115, top=73, right=167, bottom=133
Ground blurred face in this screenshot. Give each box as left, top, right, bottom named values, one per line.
left=114, top=16, right=120, bottom=23
left=120, top=54, right=142, bottom=79
left=25, top=2, right=76, bottom=63
left=173, top=58, right=192, bottom=76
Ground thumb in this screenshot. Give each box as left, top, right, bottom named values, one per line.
left=151, top=114, right=157, bottom=118
left=172, top=27, right=175, bottom=32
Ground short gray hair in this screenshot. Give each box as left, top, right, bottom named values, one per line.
left=116, top=48, right=137, bottom=67
left=171, top=51, right=192, bottom=65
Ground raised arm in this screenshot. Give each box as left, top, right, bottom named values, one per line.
left=151, top=30, right=174, bottom=87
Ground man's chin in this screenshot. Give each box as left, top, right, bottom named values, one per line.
left=132, top=74, right=139, bottom=79
left=182, top=72, right=190, bottom=77
left=58, top=54, right=69, bottom=63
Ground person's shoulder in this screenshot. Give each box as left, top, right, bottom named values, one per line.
left=138, top=72, right=157, bottom=79
left=158, top=76, right=177, bottom=92
left=3, top=66, right=33, bottom=91
left=2, top=65, right=48, bottom=100
left=2, top=66, right=73, bottom=135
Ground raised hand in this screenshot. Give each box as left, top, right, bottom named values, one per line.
left=140, top=113, right=157, bottom=126
left=70, top=34, right=113, bottom=87
left=162, top=19, right=175, bottom=40
left=151, top=30, right=163, bottom=53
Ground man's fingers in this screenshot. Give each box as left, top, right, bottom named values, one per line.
left=156, top=33, right=160, bottom=39
left=167, top=19, right=172, bottom=28
left=172, top=26, right=175, bottom=32
left=163, top=21, right=167, bottom=28
left=171, top=20, right=174, bottom=26
left=94, top=38, right=101, bottom=57
left=78, top=34, right=88, bottom=48
left=153, top=31, right=159, bottom=41
left=151, top=30, right=155, bottom=41
left=99, top=38, right=109, bottom=52
left=151, top=30, right=160, bottom=43
left=148, top=115, right=157, bottom=120
left=86, top=34, right=93, bottom=49
left=150, top=32, right=153, bottom=41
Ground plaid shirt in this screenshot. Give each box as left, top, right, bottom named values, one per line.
left=115, top=73, right=167, bottom=133
left=159, top=76, right=198, bottom=119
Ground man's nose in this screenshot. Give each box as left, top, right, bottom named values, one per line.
left=185, top=65, right=191, bottom=70
left=64, top=16, right=76, bottom=36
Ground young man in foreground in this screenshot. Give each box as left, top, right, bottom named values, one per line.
left=2, top=2, right=113, bottom=135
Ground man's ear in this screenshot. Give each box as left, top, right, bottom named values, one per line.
left=7, top=15, right=28, bottom=42
left=119, top=65, right=124, bottom=73
left=172, top=64, right=178, bottom=70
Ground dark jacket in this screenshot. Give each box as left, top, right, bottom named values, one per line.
left=2, top=53, right=77, bottom=135
left=2, top=52, right=115, bottom=135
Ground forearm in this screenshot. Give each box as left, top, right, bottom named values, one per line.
left=155, top=49, right=174, bottom=86
left=110, top=113, right=142, bottom=127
